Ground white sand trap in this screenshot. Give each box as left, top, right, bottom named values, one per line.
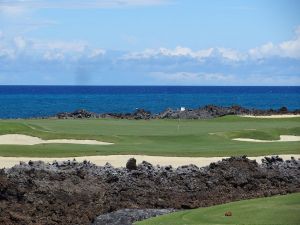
left=0, top=134, right=113, bottom=145
left=0, top=154, right=299, bottom=169
left=240, top=115, right=300, bottom=118
left=233, top=135, right=300, bottom=142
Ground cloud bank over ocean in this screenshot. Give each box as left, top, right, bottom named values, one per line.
left=0, top=0, right=299, bottom=85
left=1, top=27, right=299, bottom=85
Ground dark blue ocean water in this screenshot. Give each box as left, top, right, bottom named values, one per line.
left=0, top=86, right=300, bottom=119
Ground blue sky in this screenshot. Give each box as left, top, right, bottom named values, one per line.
left=0, top=0, right=300, bottom=85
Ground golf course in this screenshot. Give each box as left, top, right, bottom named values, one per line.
left=1, top=115, right=300, bottom=225
left=0, top=116, right=299, bottom=158
left=135, top=193, right=300, bottom=225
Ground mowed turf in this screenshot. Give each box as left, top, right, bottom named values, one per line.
left=135, top=193, right=300, bottom=225
left=0, top=116, right=299, bottom=157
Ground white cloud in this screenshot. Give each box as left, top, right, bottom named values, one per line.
left=279, top=38, right=300, bottom=58
left=123, top=46, right=214, bottom=60
left=13, top=36, right=27, bottom=49
left=37, top=41, right=105, bottom=61
left=0, top=26, right=300, bottom=86
left=0, top=33, right=105, bottom=61
left=217, top=48, right=245, bottom=61
left=0, top=47, right=15, bottom=59
left=88, top=48, right=106, bottom=58
left=43, top=51, right=65, bottom=61
left=150, top=71, right=235, bottom=83
left=123, top=46, right=247, bottom=62
left=149, top=71, right=300, bottom=85
left=124, top=27, right=300, bottom=62
left=249, top=26, right=300, bottom=59
left=1, top=25, right=300, bottom=64
left=249, top=42, right=278, bottom=58
left=160, top=46, right=214, bottom=59
left=33, top=40, right=87, bottom=53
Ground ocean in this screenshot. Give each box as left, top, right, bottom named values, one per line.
left=0, top=86, right=300, bottom=119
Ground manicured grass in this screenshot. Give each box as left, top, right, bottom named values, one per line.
left=0, top=116, right=299, bottom=157
left=135, top=193, right=300, bottom=225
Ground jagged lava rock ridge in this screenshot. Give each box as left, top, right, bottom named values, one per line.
left=54, top=105, right=300, bottom=119
left=0, top=156, right=299, bottom=225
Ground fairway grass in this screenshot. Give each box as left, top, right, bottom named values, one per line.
left=135, top=193, right=300, bottom=225
left=0, top=116, right=299, bottom=157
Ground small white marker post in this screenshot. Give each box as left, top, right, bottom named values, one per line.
left=178, top=107, right=186, bottom=132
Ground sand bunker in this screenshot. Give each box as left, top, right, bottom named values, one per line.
left=0, top=134, right=113, bottom=146
left=233, top=135, right=300, bottom=142
left=240, top=115, right=300, bottom=118
left=0, top=154, right=299, bottom=169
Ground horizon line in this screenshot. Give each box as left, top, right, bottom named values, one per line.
left=0, top=85, right=300, bottom=87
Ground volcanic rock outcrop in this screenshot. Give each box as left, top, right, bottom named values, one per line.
left=56, top=109, right=97, bottom=119
left=54, top=105, right=300, bottom=120
left=91, top=208, right=175, bottom=225
left=0, top=156, right=299, bottom=225
left=126, top=158, right=137, bottom=170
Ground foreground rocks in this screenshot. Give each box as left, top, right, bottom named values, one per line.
left=0, top=156, right=299, bottom=225
left=54, top=105, right=300, bottom=119
left=91, top=209, right=176, bottom=225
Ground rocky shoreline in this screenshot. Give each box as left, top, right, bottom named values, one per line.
left=54, top=105, right=300, bottom=120
left=0, top=156, right=299, bottom=225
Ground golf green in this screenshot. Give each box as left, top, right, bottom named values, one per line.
left=0, top=116, right=299, bottom=157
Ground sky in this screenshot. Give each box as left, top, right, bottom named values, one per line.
left=0, top=0, right=300, bottom=85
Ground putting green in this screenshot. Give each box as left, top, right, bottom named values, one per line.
left=135, top=193, right=300, bottom=225
left=0, top=116, right=299, bottom=157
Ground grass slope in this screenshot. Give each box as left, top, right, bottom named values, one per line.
left=0, top=116, right=299, bottom=157
left=136, top=193, right=300, bottom=225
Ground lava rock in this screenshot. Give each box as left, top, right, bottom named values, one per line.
left=91, top=208, right=176, bottom=225
left=1, top=156, right=299, bottom=225
left=54, top=105, right=300, bottom=120
left=126, top=158, right=137, bottom=170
